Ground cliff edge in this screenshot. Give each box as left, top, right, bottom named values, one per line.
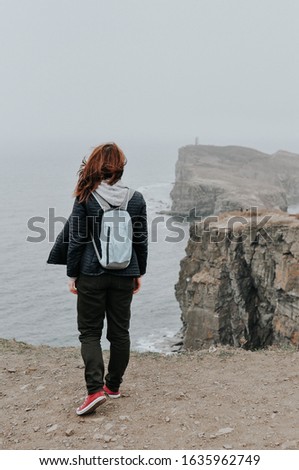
left=170, top=145, right=299, bottom=216
left=175, top=210, right=299, bottom=350
left=0, top=339, right=298, bottom=450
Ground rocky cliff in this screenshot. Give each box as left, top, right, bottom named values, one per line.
left=170, top=145, right=299, bottom=216
left=175, top=210, right=299, bottom=350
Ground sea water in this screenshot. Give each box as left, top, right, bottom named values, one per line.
left=0, top=141, right=188, bottom=352
left=2, top=141, right=298, bottom=353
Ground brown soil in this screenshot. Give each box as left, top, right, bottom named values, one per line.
left=0, top=338, right=298, bottom=450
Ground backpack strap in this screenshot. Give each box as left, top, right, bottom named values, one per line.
left=120, top=188, right=135, bottom=210
left=92, top=191, right=111, bottom=211
left=91, top=232, right=101, bottom=263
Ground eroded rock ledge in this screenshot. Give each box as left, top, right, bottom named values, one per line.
left=175, top=210, right=299, bottom=350
left=170, top=145, right=299, bottom=216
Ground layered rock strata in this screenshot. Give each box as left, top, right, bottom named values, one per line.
left=170, top=145, right=299, bottom=217
left=175, top=210, right=299, bottom=350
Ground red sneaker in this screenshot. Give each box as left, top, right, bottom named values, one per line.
left=103, top=384, right=121, bottom=399
left=76, top=391, right=106, bottom=416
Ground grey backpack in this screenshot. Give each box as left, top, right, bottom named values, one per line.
left=91, top=188, right=135, bottom=269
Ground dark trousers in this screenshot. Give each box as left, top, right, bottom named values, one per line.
left=76, top=273, right=134, bottom=394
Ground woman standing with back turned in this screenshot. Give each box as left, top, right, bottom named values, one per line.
left=67, top=142, right=148, bottom=416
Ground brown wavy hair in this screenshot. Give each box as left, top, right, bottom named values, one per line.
left=74, top=142, right=127, bottom=203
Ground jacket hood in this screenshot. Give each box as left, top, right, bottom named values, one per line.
left=94, top=180, right=129, bottom=208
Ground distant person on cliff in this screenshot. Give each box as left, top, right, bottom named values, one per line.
left=53, top=143, right=148, bottom=415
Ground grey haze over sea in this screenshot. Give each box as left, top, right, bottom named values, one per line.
left=2, top=142, right=298, bottom=353
left=0, top=142, right=188, bottom=353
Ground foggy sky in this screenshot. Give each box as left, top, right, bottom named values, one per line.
left=1, top=0, right=299, bottom=154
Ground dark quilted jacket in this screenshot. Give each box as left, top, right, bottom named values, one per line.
left=47, top=191, right=148, bottom=278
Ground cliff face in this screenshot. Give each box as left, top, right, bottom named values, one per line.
left=175, top=211, right=299, bottom=350
left=170, top=145, right=299, bottom=216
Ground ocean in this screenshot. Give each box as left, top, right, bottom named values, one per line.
left=3, top=141, right=296, bottom=354
left=0, top=141, right=189, bottom=353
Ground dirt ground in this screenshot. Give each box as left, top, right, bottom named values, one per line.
left=0, top=338, right=298, bottom=450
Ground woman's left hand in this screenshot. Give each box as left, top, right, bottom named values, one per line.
left=133, top=277, right=142, bottom=294
left=68, top=278, right=78, bottom=295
